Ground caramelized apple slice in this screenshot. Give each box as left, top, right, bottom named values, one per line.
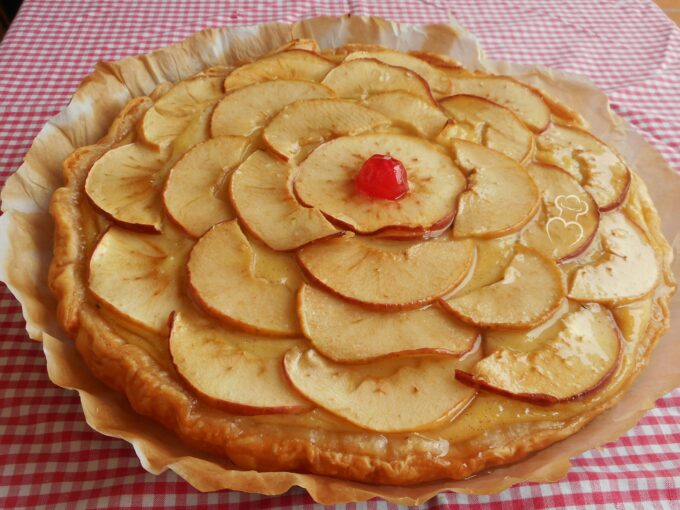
left=263, top=99, right=390, bottom=161
left=568, top=211, right=659, bottom=303
left=89, top=226, right=191, bottom=333
left=536, top=124, right=631, bottom=211
left=188, top=220, right=301, bottom=336
left=169, top=104, right=214, bottom=164
left=363, top=91, right=448, bottom=138
left=344, top=49, right=452, bottom=97
left=442, top=249, right=564, bottom=329
left=269, top=38, right=320, bottom=54
left=456, top=304, right=622, bottom=404
left=163, top=137, right=250, bottom=238
left=224, top=50, right=335, bottom=91
left=169, top=312, right=310, bottom=414
left=140, top=75, right=225, bottom=149
left=520, top=163, right=599, bottom=262
left=211, top=80, right=334, bottom=137
left=85, top=143, right=167, bottom=233
left=439, top=95, right=533, bottom=162
left=294, top=134, right=466, bottom=234
left=449, top=76, right=551, bottom=132
left=297, top=234, right=474, bottom=310
left=230, top=151, right=338, bottom=250
left=298, top=284, right=478, bottom=362
left=322, top=59, right=434, bottom=102
left=450, top=140, right=540, bottom=239
left=284, top=347, right=478, bottom=432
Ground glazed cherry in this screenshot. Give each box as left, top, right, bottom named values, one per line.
left=355, top=154, right=409, bottom=200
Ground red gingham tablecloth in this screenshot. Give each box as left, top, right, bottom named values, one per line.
left=1, top=1, right=679, bottom=508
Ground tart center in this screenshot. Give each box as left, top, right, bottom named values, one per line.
left=355, top=154, right=409, bottom=200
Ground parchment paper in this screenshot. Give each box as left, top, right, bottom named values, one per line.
left=0, top=15, right=679, bottom=505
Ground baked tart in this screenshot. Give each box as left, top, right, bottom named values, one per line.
left=49, top=38, right=675, bottom=485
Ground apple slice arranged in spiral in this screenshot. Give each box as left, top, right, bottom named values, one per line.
left=442, top=248, right=564, bottom=329
left=322, top=58, right=435, bottom=103
left=230, top=151, right=338, bottom=250
left=294, top=133, right=466, bottom=234
left=188, top=220, right=301, bottom=336
left=284, top=346, right=479, bottom=432
left=449, top=76, right=551, bottom=132
left=297, top=234, right=474, bottom=310
left=568, top=211, right=659, bottom=304
left=456, top=304, right=622, bottom=405
left=439, top=95, right=533, bottom=162
left=85, top=143, right=167, bottom=233
left=344, top=49, right=452, bottom=97
left=169, top=311, right=311, bottom=415
left=263, top=99, right=390, bottom=161
left=89, top=226, right=191, bottom=333
left=536, top=124, right=631, bottom=211
left=298, top=284, right=478, bottom=362
left=520, top=163, right=600, bottom=262
left=163, top=136, right=250, bottom=238
left=362, top=91, right=448, bottom=138
left=224, top=50, right=335, bottom=91
left=140, top=75, right=225, bottom=149
left=449, top=140, right=540, bottom=239
left=211, top=80, right=334, bottom=137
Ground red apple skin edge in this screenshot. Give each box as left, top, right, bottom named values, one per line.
left=454, top=333, right=623, bottom=407
left=599, top=167, right=631, bottom=213
left=166, top=312, right=312, bottom=416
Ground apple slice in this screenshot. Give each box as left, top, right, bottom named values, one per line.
left=230, top=151, right=338, bottom=250
left=169, top=311, right=310, bottom=414
left=344, top=50, right=452, bottom=97
left=536, top=124, right=631, bottom=211
left=187, top=220, right=301, bottom=336
left=211, top=80, right=334, bottom=137
left=169, top=103, right=214, bottom=165
left=321, top=58, right=434, bottom=103
left=439, top=95, right=533, bottom=162
left=140, top=75, right=225, bottom=149
left=269, top=38, right=320, bottom=54
left=520, top=163, right=599, bottom=262
left=362, top=91, right=448, bottom=138
left=85, top=143, right=167, bottom=233
left=568, top=211, right=659, bottom=303
left=442, top=248, right=564, bottom=329
left=450, top=140, right=540, bottom=239
left=456, top=304, right=622, bottom=405
left=89, top=226, right=191, bottom=333
left=449, top=76, right=551, bottom=132
left=297, top=234, right=474, bottom=310
left=163, top=136, right=250, bottom=238
left=453, top=233, right=519, bottom=295
left=408, top=51, right=462, bottom=69
left=263, top=99, right=390, bottom=161
left=224, top=50, right=335, bottom=91
left=284, top=346, right=478, bottom=432
left=294, top=134, right=466, bottom=234
left=298, top=284, right=478, bottom=362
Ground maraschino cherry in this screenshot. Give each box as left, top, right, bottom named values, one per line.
left=355, top=154, right=409, bottom=200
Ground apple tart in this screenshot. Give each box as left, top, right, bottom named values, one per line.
left=49, top=39, right=675, bottom=485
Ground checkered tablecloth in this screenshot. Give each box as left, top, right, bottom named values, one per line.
left=1, top=1, right=679, bottom=508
